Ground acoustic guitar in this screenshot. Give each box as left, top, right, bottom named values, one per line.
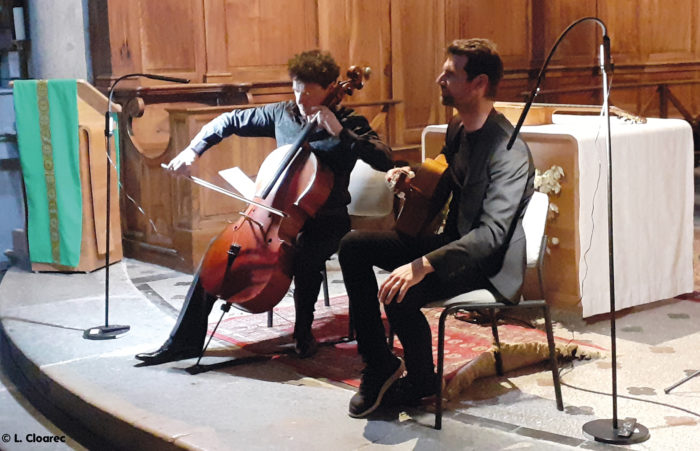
left=391, top=154, right=450, bottom=237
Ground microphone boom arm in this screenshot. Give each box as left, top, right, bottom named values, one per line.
left=506, top=17, right=609, bottom=149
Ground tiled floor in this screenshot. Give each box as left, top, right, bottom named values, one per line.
left=118, top=252, right=700, bottom=450
left=1, top=183, right=700, bottom=449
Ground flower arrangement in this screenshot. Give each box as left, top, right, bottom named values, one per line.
left=534, top=165, right=564, bottom=195
left=534, top=165, right=564, bottom=251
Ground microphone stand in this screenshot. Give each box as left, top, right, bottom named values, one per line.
left=84, top=73, right=190, bottom=340
left=507, top=18, right=649, bottom=444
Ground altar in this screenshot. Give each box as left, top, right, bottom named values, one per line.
left=422, top=113, right=694, bottom=317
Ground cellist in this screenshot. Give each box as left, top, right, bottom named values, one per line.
left=135, top=50, right=394, bottom=365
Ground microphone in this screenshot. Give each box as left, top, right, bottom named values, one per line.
left=602, top=34, right=613, bottom=74
left=104, top=73, right=190, bottom=137
left=137, top=73, right=191, bottom=84
left=85, top=72, right=190, bottom=340
left=506, top=17, right=611, bottom=150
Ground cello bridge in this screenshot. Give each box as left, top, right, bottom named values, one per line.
left=238, top=212, right=265, bottom=232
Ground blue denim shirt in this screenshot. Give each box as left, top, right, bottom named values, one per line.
left=188, top=100, right=394, bottom=213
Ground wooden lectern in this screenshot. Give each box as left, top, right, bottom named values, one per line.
left=14, top=80, right=123, bottom=272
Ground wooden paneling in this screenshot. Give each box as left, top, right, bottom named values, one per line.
left=216, top=0, right=318, bottom=82
left=600, top=0, right=698, bottom=64
left=317, top=0, right=393, bottom=137
left=642, top=0, right=695, bottom=61
left=318, top=0, right=391, bottom=103
left=91, top=0, right=700, bottom=141
left=446, top=0, right=533, bottom=69
left=90, top=0, right=206, bottom=88
left=391, top=0, right=446, bottom=143
left=597, top=0, right=641, bottom=64
left=139, top=1, right=205, bottom=77
left=121, top=104, right=279, bottom=272
left=88, top=0, right=700, bottom=274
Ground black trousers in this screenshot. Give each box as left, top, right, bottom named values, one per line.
left=165, top=213, right=351, bottom=349
left=338, top=229, right=488, bottom=384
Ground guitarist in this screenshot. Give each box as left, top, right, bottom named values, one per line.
left=340, top=38, right=536, bottom=418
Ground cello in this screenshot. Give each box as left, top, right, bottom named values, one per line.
left=196, top=66, right=370, bottom=315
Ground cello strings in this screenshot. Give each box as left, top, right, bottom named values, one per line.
left=188, top=175, right=286, bottom=217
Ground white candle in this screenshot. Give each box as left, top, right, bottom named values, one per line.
left=13, top=7, right=26, bottom=41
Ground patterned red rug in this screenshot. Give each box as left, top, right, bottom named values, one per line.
left=210, top=295, right=601, bottom=387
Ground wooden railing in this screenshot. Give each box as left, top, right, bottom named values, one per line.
left=521, top=79, right=699, bottom=121
left=112, top=83, right=404, bottom=272
left=521, top=79, right=700, bottom=163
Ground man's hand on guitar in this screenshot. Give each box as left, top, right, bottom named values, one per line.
left=386, top=166, right=414, bottom=193
left=378, top=257, right=434, bottom=305
left=165, top=148, right=198, bottom=175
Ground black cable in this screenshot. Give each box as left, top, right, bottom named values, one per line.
left=558, top=363, right=700, bottom=418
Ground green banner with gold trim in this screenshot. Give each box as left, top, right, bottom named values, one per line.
left=14, top=79, right=82, bottom=267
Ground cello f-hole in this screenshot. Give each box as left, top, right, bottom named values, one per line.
left=226, top=244, right=241, bottom=273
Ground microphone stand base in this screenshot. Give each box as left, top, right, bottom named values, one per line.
left=83, top=325, right=130, bottom=340
left=583, top=418, right=649, bottom=444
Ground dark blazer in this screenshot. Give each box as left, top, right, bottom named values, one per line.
left=187, top=101, right=394, bottom=212
left=425, top=111, right=535, bottom=302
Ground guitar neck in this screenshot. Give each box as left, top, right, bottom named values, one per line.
left=494, top=101, right=646, bottom=125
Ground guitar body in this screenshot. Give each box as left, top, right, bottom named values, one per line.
left=394, top=154, right=450, bottom=237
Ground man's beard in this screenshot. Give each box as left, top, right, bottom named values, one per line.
left=440, top=93, right=455, bottom=106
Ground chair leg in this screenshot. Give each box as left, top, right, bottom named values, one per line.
left=489, top=309, right=504, bottom=376
left=321, top=264, right=330, bottom=307
left=435, top=308, right=451, bottom=430
left=347, top=298, right=355, bottom=340
left=543, top=304, right=564, bottom=411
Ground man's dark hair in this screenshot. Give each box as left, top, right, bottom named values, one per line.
left=288, top=50, right=340, bottom=88
left=447, top=39, right=503, bottom=98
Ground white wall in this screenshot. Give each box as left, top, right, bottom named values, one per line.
left=0, top=0, right=93, bottom=269
left=26, top=0, right=91, bottom=80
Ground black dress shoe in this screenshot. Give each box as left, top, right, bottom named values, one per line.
left=135, top=345, right=201, bottom=365
left=348, top=357, right=405, bottom=418
left=294, top=335, right=319, bottom=359
left=382, top=374, right=442, bottom=407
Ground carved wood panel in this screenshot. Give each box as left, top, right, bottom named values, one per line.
left=390, top=0, right=446, bottom=144
left=138, top=1, right=206, bottom=78
left=207, top=0, right=319, bottom=82
left=318, top=0, right=391, bottom=103
left=92, top=0, right=700, bottom=140
left=90, top=0, right=207, bottom=87
left=445, top=0, right=533, bottom=69
left=89, top=0, right=700, bottom=274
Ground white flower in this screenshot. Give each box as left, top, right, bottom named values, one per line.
left=534, top=165, right=564, bottom=195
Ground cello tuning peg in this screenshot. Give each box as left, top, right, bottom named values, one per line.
left=346, top=66, right=371, bottom=81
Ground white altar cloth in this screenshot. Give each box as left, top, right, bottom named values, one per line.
left=522, top=115, right=693, bottom=317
